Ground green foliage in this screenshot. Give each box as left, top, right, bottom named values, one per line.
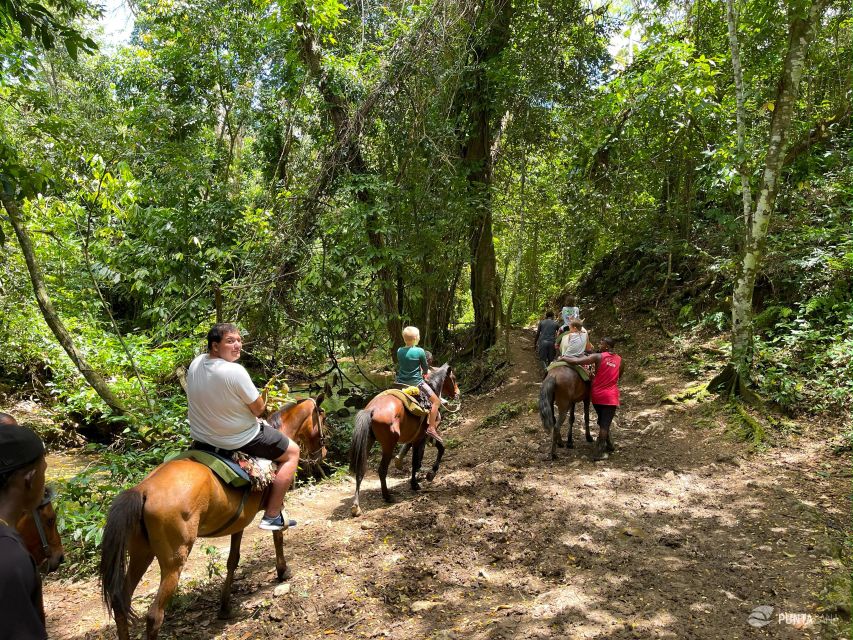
left=481, top=401, right=523, bottom=429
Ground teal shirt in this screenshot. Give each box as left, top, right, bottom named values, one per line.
left=396, top=346, right=428, bottom=385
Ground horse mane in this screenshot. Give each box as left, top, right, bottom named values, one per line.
left=268, top=398, right=311, bottom=430
left=428, top=364, right=450, bottom=396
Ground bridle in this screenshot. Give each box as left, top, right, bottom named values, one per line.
left=31, top=485, right=55, bottom=560
left=299, top=402, right=327, bottom=467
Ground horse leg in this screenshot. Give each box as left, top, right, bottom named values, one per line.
left=584, top=397, right=592, bottom=442
left=379, top=450, right=394, bottom=502
left=553, top=406, right=568, bottom=456
left=426, top=439, right=445, bottom=482
left=351, top=431, right=375, bottom=518
left=218, top=532, right=243, bottom=619
left=411, top=439, right=426, bottom=490
left=115, top=538, right=154, bottom=640
left=146, top=543, right=192, bottom=640
left=394, top=443, right=411, bottom=470
left=273, top=530, right=290, bottom=581
left=566, top=403, right=575, bottom=449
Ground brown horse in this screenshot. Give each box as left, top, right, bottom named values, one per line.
left=99, top=396, right=326, bottom=640
left=0, top=413, right=65, bottom=572
left=349, top=365, right=459, bottom=517
left=539, top=365, right=591, bottom=459
left=17, top=486, right=65, bottom=573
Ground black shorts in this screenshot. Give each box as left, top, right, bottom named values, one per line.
left=593, top=404, right=617, bottom=429
left=237, top=422, right=291, bottom=460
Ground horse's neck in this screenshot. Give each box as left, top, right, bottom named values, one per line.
left=428, top=368, right=447, bottom=397
left=277, top=401, right=311, bottom=438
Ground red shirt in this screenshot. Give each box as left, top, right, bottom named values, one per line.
left=591, top=352, right=621, bottom=406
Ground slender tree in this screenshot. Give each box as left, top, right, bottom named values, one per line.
left=712, top=0, right=832, bottom=395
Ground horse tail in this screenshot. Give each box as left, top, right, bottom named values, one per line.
left=100, top=488, right=145, bottom=620
left=539, top=375, right=557, bottom=433
left=349, top=409, right=374, bottom=478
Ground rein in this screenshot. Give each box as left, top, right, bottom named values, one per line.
left=31, top=486, right=54, bottom=559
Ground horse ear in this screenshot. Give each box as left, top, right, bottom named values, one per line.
left=315, top=392, right=325, bottom=406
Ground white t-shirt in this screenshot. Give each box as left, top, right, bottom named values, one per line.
left=559, top=328, right=588, bottom=357
left=186, top=353, right=260, bottom=449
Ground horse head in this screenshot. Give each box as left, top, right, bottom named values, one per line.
left=17, top=485, right=64, bottom=573
left=429, top=363, right=460, bottom=401
left=268, top=394, right=328, bottom=473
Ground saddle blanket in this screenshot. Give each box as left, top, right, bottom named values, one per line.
left=546, top=360, right=591, bottom=382
left=167, top=449, right=278, bottom=491
left=377, top=388, right=430, bottom=417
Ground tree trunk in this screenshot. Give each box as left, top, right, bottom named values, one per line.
left=713, top=0, right=829, bottom=393
left=461, top=0, right=513, bottom=354
left=2, top=192, right=126, bottom=416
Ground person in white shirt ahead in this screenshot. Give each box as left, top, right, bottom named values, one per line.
left=186, top=323, right=299, bottom=531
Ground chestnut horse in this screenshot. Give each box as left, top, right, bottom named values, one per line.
left=0, top=413, right=65, bottom=572
left=539, top=365, right=591, bottom=460
left=99, top=396, right=326, bottom=640
left=17, top=486, right=65, bottom=573
left=349, top=364, right=459, bottom=517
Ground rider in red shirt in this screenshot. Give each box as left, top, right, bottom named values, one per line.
left=559, top=336, right=623, bottom=460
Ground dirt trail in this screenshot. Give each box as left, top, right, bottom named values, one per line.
left=44, top=327, right=850, bottom=640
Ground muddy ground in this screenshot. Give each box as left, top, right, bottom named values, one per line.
left=42, top=320, right=850, bottom=640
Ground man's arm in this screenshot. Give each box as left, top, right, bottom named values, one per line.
left=534, top=322, right=541, bottom=346
left=560, top=353, right=602, bottom=366
left=247, top=395, right=266, bottom=417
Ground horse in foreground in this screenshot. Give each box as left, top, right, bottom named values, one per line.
left=539, top=364, right=591, bottom=459
left=99, top=397, right=326, bottom=640
left=18, top=486, right=64, bottom=573
left=349, top=364, right=459, bottom=517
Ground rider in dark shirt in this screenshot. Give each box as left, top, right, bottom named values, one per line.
left=534, top=311, right=560, bottom=373
left=0, top=423, right=48, bottom=640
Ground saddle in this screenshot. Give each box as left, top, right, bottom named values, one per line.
left=167, top=447, right=277, bottom=491
left=546, top=360, right=591, bottom=383
left=378, top=388, right=430, bottom=417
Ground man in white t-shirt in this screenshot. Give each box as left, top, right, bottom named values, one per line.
left=186, top=323, right=300, bottom=531
left=556, top=319, right=592, bottom=358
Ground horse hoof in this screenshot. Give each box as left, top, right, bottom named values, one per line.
left=383, top=494, right=396, bottom=503
left=586, top=435, right=594, bottom=442
left=565, top=441, right=574, bottom=449
left=606, top=443, right=615, bottom=452
left=351, top=505, right=362, bottom=517
left=425, top=470, right=435, bottom=482
left=217, top=607, right=236, bottom=620
left=393, top=457, right=404, bottom=471
left=556, top=440, right=565, bottom=448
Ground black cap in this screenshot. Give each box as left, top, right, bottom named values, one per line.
left=0, top=425, right=45, bottom=473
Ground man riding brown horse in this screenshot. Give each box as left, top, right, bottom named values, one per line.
left=186, top=323, right=300, bottom=531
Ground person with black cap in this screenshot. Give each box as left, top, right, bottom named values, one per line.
left=0, top=423, right=48, bottom=640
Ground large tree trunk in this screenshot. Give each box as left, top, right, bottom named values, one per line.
left=461, top=0, right=513, bottom=354
left=2, top=192, right=126, bottom=416
left=712, top=0, right=829, bottom=394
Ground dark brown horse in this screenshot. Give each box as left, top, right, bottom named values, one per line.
left=539, top=365, right=591, bottom=459
left=0, top=413, right=65, bottom=572
left=17, top=486, right=64, bottom=573
left=99, top=396, right=326, bottom=640
left=349, top=365, right=459, bottom=517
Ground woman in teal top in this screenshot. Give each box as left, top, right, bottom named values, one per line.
left=396, top=327, right=442, bottom=442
